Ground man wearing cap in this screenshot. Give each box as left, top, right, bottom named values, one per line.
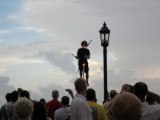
left=76, top=41, right=90, bottom=86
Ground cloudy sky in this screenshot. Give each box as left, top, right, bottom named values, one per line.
left=0, top=0, right=160, bottom=105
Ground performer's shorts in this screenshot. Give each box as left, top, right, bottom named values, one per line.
left=79, top=62, right=89, bottom=73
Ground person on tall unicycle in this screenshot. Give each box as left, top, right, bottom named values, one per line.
left=76, top=40, right=90, bottom=86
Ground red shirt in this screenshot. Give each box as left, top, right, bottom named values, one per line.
left=46, top=99, right=62, bottom=120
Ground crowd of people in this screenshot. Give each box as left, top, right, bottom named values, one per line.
left=0, top=77, right=160, bottom=120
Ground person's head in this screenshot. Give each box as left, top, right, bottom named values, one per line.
left=39, top=98, right=46, bottom=105
left=20, top=90, right=30, bottom=99
left=52, top=90, right=59, bottom=99
left=146, top=95, right=155, bottom=105
left=134, top=82, right=148, bottom=100
left=61, top=96, right=69, bottom=106
left=11, top=90, right=19, bottom=102
left=81, top=41, right=88, bottom=48
left=86, top=88, right=96, bottom=101
left=5, top=93, right=12, bottom=102
left=14, top=98, right=33, bottom=120
left=18, top=88, right=23, bottom=93
left=74, top=78, right=87, bottom=94
left=110, top=90, right=117, bottom=99
left=107, top=92, right=142, bottom=120
left=32, top=101, right=47, bottom=120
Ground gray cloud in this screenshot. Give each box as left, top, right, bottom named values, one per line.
left=30, top=83, right=69, bottom=102
left=39, top=51, right=76, bottom=74
left=0, top=76, right=72, bottom=106
left=0, top=76, right=15, bottom=106
left=1, top=66, right=160, bottom=106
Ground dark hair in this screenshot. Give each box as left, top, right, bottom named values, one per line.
left=134, top=82, right=148, bottom=99
left=20, top=90, right=30, bottom=99
left=110, top=90, right=117, bottom=99
left=6, top=93, right=12, bottom=102
left=81, top=41, right=88, bottom=46
left=61, top=96, right=69, bottom=105
left=11, top=90, right=19, bottom=102
left=39, top=98, right=46, bottom=105
left=86, top=88, right=96, bottom=101
left=146, top=95, right=155, bottom=105
left=32, top=102, right=47, bottom=120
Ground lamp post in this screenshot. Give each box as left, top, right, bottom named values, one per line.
left=99, top=22, right=110, bottom=103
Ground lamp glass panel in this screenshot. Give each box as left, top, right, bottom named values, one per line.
left=101, top=33, right=109, bottom=43
left=101, top=34, right=105, bottom=43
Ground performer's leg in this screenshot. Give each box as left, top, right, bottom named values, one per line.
left=86, top=72, right=89, bottom=86
left=80, top=71, right=82, bottom=78
left=85, top=63, right=89, bottom=86
left=79, top=63, right=83, bottom=78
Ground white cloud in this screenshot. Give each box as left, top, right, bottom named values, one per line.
left=109, top=51, right=119, bottom=61
left=0, top=68, right=7, bottom=73
left=0, top=30, right=9, bottom=34
left=89, top=60, right=102, bottom=78
left=0, top=57, right=44, bottom=65
left=18, top=26, right=46, bottom=32
left=0, top=39, right=4, bottom=42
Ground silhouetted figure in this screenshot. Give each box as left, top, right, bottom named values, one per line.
left=32, top=101, right=49, bottom=120
left=86, top=88, right=107, bottom=120
left=76, top=41, right=90, bottom=86
left=39, top=98, right=46, bottom=105
left=20, top=90, right=30, bottom=99
left=103, top=90, right=117, bottom=113
left=17, top=88, right=23, bottom=97
left=134, top=82, right=160, bottom=120
left=146, top=95, right=155, bottom=105
left=70, top=78, right=92, bottom=120
left=46, top=90, right=62, bottom=120
left=0, top=93, right=12, bottom=120
left=5, top=90, right=19, bottom=120
left=54, top=96, right=70, bottom=120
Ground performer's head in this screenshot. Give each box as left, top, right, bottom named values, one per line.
left=81, top=40, right=88, bottom=48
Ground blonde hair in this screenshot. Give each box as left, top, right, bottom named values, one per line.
left=14, top=98, right=33, bottom=119
left=74, top=78, right=86, bottom=92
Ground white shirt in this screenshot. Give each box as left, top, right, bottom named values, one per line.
left=141, top=102, right=160, bottom=120
left=70, top=94, right=92, bottom=120
left=54, top=107, right=70, bottom=120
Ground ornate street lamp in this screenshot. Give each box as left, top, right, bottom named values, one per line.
left=99, top=22, right=110, bottom=103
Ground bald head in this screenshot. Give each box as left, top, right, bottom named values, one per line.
left=52, top=90, right=59, bottom=99
left=108, top=92, right=142, bottom=120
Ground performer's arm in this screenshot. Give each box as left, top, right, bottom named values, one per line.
left=76, top=49, right=80, bottom=59
left=87, top=49, right=90, bottom=59
left=85, top=55, right=90, bottom=59
left=76, top=55, right=79, bottom=59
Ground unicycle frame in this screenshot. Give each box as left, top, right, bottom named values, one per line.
left=82, top=63, right=85, bottom=79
